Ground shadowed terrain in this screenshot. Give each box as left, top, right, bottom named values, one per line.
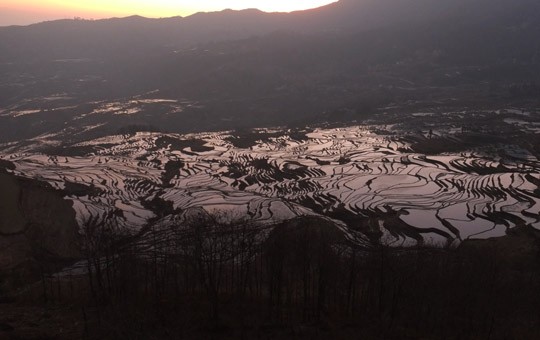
left=0, top=0, right=539, bottom=142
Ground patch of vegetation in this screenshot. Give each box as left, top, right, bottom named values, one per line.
left=225, top=133, right=276, bottom=149
left=0, top=173, right=25, bottom=235
left=116, top=124, right=161, bottom=136
left=161, top=160, right=184, bottom=186
left=141, top=195, right=178, bottom=222
left=63, top=181, right=103, bottom=197
left=224, top=128, right=309, bottom=149
left=0, top=160, right=15, bottom=173
left=40, top=144, right=117, bottom=157
left=407, top=133, right=508, bottom=155
left=154, top=136, right=213, bottom=153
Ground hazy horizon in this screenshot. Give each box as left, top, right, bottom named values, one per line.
left=0, top=0, right=337, bottom=26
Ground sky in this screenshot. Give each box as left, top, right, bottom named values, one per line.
left=0, top=0, right=337, bottom=26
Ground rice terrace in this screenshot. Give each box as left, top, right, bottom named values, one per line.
left=2, top=107, right=540, bottom=247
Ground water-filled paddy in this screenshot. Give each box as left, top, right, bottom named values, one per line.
left=1, top=110, right=539, bottom=246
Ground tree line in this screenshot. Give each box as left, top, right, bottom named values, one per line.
left=36, top=214, right=540, bottom=339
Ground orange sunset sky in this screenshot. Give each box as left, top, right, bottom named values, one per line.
left=0, top=0, right=337, bottom=26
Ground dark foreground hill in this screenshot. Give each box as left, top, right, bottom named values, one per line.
left=0, top=207, right=539, bottom=339
left=0, top=161, right=79, bottom=292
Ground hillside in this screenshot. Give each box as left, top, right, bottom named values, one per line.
left=0, top=0, right=539, bottom=142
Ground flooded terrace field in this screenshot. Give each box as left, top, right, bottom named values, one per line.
left=1, top=109, right=539, bottom=247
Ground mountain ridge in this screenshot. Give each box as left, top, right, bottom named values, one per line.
left=0, top=0, right=539, bottom=140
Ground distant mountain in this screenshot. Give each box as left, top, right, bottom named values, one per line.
left=0, top=0, right=539, bottom=142
left=1, top=0, right=538, bottom=61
